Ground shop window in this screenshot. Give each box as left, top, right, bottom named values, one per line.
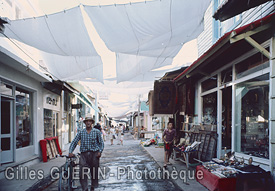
left=15, top=87, right=32, bottom=149
left=202, top=92, right=217, bottom=124
left=44, top=109, right=58, bottom=138
left=0, top=82, right=13, bottom=96
left=235, top=74, right=269, bottom=159
left=235, top=53, right=269, bottom=79
left=201, top=75, right=217, bottom=92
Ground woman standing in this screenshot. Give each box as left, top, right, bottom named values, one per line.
left=162, top=122, right=176, bottom=167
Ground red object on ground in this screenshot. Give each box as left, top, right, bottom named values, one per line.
left=39, top=139, right=48, bottom=162
left=196, top=165, right=237, bottom=191
left=53, top=137, right=62, bottom=155
left=45, top=136, right=62, bottom=155
left=40, top=137, right=62, bottom=163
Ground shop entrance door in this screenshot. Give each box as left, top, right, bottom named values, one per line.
left=1, top=97, right=14, bottom=163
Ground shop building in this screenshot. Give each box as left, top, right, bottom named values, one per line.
left=41, top=81, right=80, bottom=151
left=0, top=46, right=51, bottom=165
left=174, top=12, right=275, bottom=174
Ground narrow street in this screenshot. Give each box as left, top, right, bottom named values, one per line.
left=1, top=2, right=274, bottom=191
left=42, top=133, right=182, bottom=191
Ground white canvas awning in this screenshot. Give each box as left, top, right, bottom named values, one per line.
left=4, top=6, right=98, bottom=56
left=3, top=6, right=103, bottom=82
left=41, top=52, right=103, bottom=82
left=84, top=0, right=211, bottom=81
left=1, top=0, right=211, bottom=117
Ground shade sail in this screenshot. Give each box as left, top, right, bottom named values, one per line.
left=2, top=6, right=103, bottom=82
left=116, top=53, right=174, bottom=82
left=84, top=0, right=211, bottom=81
left=41, top=52, right=103, bottom=82
left=4, top=6, right=98, bottom=57
left=80, top=79, right=154, bottom=95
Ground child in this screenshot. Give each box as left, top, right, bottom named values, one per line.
left=120, top=133, right=124, bottom=146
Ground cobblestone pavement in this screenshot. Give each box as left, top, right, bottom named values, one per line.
left=41, top=133, right=182, bottom=191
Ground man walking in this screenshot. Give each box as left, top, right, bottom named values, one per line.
left=69, top=113, right=104, bottom=191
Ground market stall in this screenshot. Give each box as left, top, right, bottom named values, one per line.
left=195, top=157, right=273, bottom=191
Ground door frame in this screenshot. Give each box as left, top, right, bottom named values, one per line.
left=1, top=96, right=14, bottom=164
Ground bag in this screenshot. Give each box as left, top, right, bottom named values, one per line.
left=113, top=135, right=116, bottom=139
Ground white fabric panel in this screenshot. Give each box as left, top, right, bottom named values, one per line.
left=84, top=0, right=211, bottom=81
left=42, top=52, right=103, bottom=82
left=4, top=6, right=98, bottom=56
left=116, top=50, right=177, bottom=82
left=81, top=80, right=154, bottom=95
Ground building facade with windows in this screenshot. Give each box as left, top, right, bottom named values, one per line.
left=0, top=46, right=52, bottom=164
left=175, top=0, right=275, bottom=174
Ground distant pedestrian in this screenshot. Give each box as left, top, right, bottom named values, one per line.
left=101, top=126, right=106, bottom=142
left=162, top=122, right=176, bottom=167
left=115, top=126, right=119, bottom=137
left=120, top=133, right=124, bottom=146
left=94, top=122, right=101, bottom=131
left=110, top=125, right=115, bottom=145
left=117, top=124, right=123, bottom=145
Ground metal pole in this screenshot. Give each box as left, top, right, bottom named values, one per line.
left=137, top=94, right=141, bottom=139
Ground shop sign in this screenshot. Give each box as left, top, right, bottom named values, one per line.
left=72, top=104, right=82, bottom=109
left=43, top=92, right=60, bottom=110
left=46, top=97, right=58, bottom=106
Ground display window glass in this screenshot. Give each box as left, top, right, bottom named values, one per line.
left=202, top=92, right=217, bottom=124
left=235, top=54, right=269, bottom=79
left=235, top=74, right=269, bottom=159
left=15, top=87, right=32, bottom=148
left=44, top=109, right=58, bottom=138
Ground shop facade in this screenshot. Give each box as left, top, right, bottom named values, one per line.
left=174, top=14, right=275, bottom=174
left=0, top=48, right=51, bottom=164
left=42, top=89, right=61, bottom=148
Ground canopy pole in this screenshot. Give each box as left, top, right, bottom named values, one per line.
left=138, top=94, right=141, bottom=139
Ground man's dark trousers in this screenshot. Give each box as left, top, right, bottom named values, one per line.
left=79, top=151, right=100, bottom=190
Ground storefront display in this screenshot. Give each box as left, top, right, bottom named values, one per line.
left=202, top=93, right=217, bottom=125
left=44, top=109, right=58, bottom=138
left=196, top=165, right=237, bottom=191
left=15, top=87, right=32, bottom=149
left=235, top=74, right=269, bottom=159
left=196, top=155, right=273, bottom=191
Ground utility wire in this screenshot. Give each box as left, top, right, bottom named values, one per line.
left=2, top=32, right=60, bottom=81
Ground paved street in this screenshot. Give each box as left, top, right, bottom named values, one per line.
left=41, top=133, right=182, bottom=191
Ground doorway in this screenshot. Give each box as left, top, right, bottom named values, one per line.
left=1, top=97, right=14, bottom=163
left=222, top=87, right=232, bottom=149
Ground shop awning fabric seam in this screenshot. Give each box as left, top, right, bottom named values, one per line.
left=173, top=12, right=275, bottom=82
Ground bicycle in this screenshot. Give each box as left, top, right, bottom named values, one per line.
left=58, top=153, right=80, bottom=191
